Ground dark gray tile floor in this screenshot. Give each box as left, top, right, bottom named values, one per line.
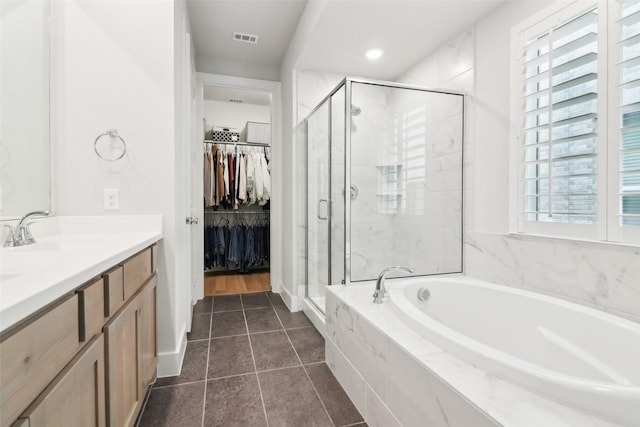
left=139, top=292, right=367, bottom=427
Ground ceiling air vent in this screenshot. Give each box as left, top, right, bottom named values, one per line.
left=232, top=32, right=259, bottom=44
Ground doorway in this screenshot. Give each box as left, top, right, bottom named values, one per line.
left=195, top=77, right=279, bottom=298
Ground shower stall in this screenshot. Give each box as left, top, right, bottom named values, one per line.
left=303, top=77, right=465, bottom=316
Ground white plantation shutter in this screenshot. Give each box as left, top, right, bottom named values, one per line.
left=522, top=8, right=599, bottom=225
left=619, top=0, right=640, bottom=227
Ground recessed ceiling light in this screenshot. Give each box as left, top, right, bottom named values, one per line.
left=365, top=49, right=383, bottom=60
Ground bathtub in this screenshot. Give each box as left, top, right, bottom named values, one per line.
left=385, top=276, right=640, bottom=426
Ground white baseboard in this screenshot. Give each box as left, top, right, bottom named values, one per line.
left=279, top=285, right=301, bottom=312
left=156, top=330, right=187, bottom=378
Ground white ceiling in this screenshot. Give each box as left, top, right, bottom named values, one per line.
left=187, top=0, right=308, bottom=73
left=187, top=0, right=505, bottom=82
left=297, top=1, right=504, bottom=80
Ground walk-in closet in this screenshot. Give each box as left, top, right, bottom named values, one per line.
left=202, top=85, right=272, bottom=296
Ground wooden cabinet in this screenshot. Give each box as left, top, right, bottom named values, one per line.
left=0, top=296, right=81, bottom=426
left=17, top=334, right=106, bottom=427
left=104, top=274, right=157, bottom=427
left=0, top=245, right=158, bottom=427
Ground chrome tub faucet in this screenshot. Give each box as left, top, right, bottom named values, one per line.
left=373, top=266, right=414, bottom=304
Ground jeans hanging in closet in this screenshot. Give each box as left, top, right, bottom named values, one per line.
left=204, top=223, right=269, bottom=272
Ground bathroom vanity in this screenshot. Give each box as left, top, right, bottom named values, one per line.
left=0, top=216, right=162, bottom=427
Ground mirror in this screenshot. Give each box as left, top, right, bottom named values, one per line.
left=0, top=0, right=51, bottom=218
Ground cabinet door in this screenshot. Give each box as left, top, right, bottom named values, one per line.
left=0, top=295, right=80, bottom=426
left=138, top=275, right=157, bottom=393
left=104, top=298, right=140, bottom=427
left=19, top=334, right=106, bottom=427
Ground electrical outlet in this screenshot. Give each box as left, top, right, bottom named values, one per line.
left=104, top=188, right=119, bottom=210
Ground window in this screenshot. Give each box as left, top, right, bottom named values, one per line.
left=512, top=1, right=640, bottom=244
left=619, top=0, right=640, bottom=228
left=522, top=8, right=599, bottom=226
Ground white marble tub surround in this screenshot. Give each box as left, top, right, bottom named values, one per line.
left=386, top=277, right=640, bottom=426
left=326, top=282, right=621, bottom=427
left=0, top=215, right=162, bottom=332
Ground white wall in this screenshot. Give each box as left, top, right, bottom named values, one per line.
left=53, top=0, right=192, bottom=375
left=466, top=1, right=640, bottom=323
left=203, top=100, right=269, bottom=132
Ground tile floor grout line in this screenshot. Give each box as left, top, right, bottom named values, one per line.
left=275, top=303, right=336, bottom=427
left=200, top=305, right=214, bottom=427
left=241, top=294, right=271, bottom=427
left=151, top=362, right=316, bottom=390
left=212, top=308, right=243, bottom=313
left=210, top=331, right=249, bottom=339
left=186, top=337, right=212, bottom=343
left=151, top=379, right=207, bottom=390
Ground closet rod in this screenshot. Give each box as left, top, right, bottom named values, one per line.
left=203, top=139, right=270, bottom=148
left=205, top=210, right=269, bottom=214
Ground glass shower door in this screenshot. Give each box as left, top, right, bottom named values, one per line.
left=306, top=101, right=330, bottom=312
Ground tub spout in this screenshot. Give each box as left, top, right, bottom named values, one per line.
left=373, top=266, right=414, bottom=304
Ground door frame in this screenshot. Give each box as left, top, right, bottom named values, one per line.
left=194, top=72, right=282, bottom=300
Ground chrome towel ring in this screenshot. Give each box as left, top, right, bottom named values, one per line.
left=94, top=129, right=127, bottom=161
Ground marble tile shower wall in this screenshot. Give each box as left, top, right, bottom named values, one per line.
left=349, top=84, right=398, bottom=281
left=386, top=90, right=464, bottom=276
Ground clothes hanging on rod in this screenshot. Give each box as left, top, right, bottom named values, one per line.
left=203, top=142, right=271, bottom=209
left=203, top=210, right=270, bottom=273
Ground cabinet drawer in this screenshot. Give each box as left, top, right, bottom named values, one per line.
left=0, top=295, right=80, bottom=427
left=17, top=334, right=106, bottom=427
left=122, top=248, right=152, bottom=301
left=103, top=266, right=125, bottom=318
left=78, top=278, right=105, bottom=342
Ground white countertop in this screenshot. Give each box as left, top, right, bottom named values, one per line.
left=0, top=215, right=163, bottom=332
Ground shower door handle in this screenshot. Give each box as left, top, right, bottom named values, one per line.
left=317, top=199, right=329, bottom=220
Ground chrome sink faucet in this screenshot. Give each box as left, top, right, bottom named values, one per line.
left=3, top=211, right=52, bottom=247
left=373, top=266, right=414, bottom=304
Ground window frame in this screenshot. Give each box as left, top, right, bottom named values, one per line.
left=510, top=0, right=612, bottom=242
